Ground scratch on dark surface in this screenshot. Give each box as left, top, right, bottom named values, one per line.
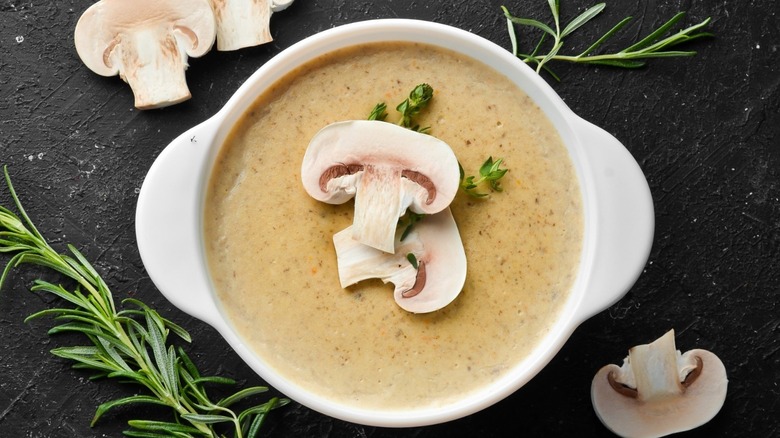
left=93, top=227, right=127, bottom=264
left=659, top=159, right=702, bottom=193
left=0, top=368, right=41, bottom=423
left=762, top=343, right=780, bottom=360
left=598, top=73, right=627, bottom=124
left=29, top=73, right=79, bottom=113
left=675, top=316, right=701, bottom=337
left=742, top=211, right=766, bottom=225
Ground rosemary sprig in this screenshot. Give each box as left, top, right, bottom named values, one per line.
left=502, top=1, right=713, bottom=78
left=0, top=166, right=286, bottom=437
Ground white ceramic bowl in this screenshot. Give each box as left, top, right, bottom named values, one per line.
left=136, top=19, right=654, bottom=427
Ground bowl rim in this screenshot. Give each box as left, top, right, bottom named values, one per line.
left=136, top=18, right=654, bottom=427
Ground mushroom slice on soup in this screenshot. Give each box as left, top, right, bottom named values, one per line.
left=301, top=120, right=461, bottom=254
left=333, top=209, right=466, bottom=313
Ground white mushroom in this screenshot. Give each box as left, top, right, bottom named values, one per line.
left=208, top=0, right=294, bottom=51
left=74, top=0, right=216, bottom=109
left=591, top=330, right=728, bottom=438
left=301, top=120, right=460, bottom=253
left=333, top=209, right=466, bottom=313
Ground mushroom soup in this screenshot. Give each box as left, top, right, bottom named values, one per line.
left=204, top=42, right=583, bottom=410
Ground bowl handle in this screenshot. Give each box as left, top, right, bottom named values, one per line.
left=135, top=118, right=222, bottom=328
left=573, top=117, right=654, bottom=322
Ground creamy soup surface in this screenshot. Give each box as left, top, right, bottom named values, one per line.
left=204, top=42, right=583, bottom=410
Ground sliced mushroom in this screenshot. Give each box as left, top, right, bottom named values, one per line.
left=74, top=0, right=216, bottom=109
left=302, top=120, right=460, bottom=253
left=333, top=208, right=466, bottom=313
left=591, top=330, right=728, bottom=438
left=208, top=0, right=294, bottom=51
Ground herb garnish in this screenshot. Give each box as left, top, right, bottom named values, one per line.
left=396, top=83, right=433, bottom=132
left=368, top=85, right=510, bottom=200
left=399, top=211, right=425, bottom=242
left=406, top=253, right=419, bottom=270
left=367, top=102, right=388, bottom=121
left=369, top=83, right=433, bottom=132
left=502, top=1, right=713, bottom=79
left=459, top=157, right=509, bottom=198
left=0, top=167, right=285, bottom=437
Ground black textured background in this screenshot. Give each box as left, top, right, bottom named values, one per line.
left=1, top=0, right=778, bottom=437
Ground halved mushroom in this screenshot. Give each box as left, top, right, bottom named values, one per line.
left=209, top=0, right=294, bottom=51
left=301, top=120, right=460, bottom=253
left=591, top=330, right=728, bottom=438
left=74, top=0, right=216, bottom=109
left=333, top=209, right=466, bottom=313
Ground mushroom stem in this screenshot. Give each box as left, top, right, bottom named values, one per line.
left=627, top=330, right=689, bottom=403
left=116, top=30, right=193, bottom=109
left=333, top=224, right=423, bottom=293
left=351, top=166, right=413, bottom=253
left=208, top=0, right=294, bottom=51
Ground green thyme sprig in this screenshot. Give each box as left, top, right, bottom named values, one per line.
left=368, top=83, right=433, bottom=132
left=398, top=211, right=425, bottom=242
left=502, top=1, right=713, bottom=79
left=367, top=102, right=388, bottom=121
left=0, top=167, right=286, bottom=438
left=396, top=83, right=433, bottom=131
left=459, top=157, right=509, bottom=198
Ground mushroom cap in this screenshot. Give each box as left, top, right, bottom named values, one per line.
left=301, top=120, right=460, bottom=215
left=591, top=331, right=728, bottom=438
left=271, top=0, right=295, bottom=12
left=333, top=208, right=466, bottom=314
left=393, top=208, right=466, bottom=313
left=74, top=0, right=216, bottom=77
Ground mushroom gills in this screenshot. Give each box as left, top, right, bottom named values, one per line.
left=591, top=330, right=728, bottom=438
left=333, top=208, right=466, bottom=314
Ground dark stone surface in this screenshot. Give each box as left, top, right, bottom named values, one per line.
left=0, top=0, right=777, bottom=436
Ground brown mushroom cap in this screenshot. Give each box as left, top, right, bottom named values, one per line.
left=591, top=330, right=728, bottom=438
left=74, top=0, right=216, bottom=109
left=301, top=120, right=460, bottom=253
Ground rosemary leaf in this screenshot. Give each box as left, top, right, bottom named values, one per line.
left=503, top=1, right=713, bottom=77
left=0, top=166, right=286, bottom=437
left=92, top=395, right=170, bottom=426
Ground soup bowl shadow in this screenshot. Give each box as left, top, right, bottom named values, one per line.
left=136, top=19, right=654, bottom=427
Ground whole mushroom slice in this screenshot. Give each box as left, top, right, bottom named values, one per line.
left=302, top=120, right=460, bottom=253
left=209, top=0, right=294, bottom=51
left=74, top=0, right=216, bottom=109
left=333, top=209, right=466, bottom=313
left=591, top=330, right=728, bottom=438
